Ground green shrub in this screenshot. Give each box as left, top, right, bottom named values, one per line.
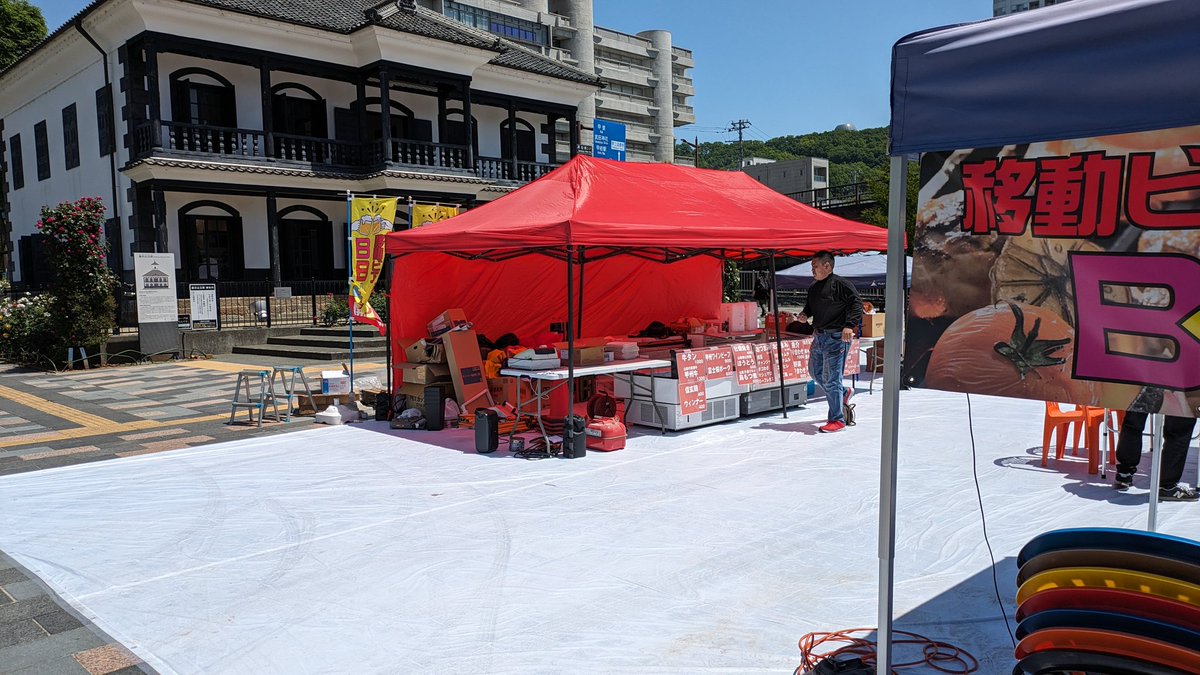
left=320, top=290, right=387, bottom=328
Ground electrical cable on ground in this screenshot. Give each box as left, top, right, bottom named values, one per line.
left=795, top=628, right=978, bottom=674
left=966, top=393, right=1017, bottom=649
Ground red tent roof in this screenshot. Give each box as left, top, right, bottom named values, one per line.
left=385, top=155, right=888, bottom=261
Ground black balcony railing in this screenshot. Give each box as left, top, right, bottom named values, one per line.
left=389, top=139, right=470, bottom=169
left=131, top=121, right=563, bottom=182
left=476, top=156, right=557, bottom=181
left=164, top=121, right=266, bottom=158
left=787, top=182, right=871, bottom=210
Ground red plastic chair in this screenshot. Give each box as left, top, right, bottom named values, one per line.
left=1074, top=407, right=1119, bottom=474
left=1043, top=402, right=1086, bottom=468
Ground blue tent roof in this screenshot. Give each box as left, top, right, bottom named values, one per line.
left=777, top=252, right=912, bottom=291
left=889, top=0, right=1200, bottom=155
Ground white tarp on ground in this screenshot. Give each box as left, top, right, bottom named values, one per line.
left=0, top=387, right=1197, bottom=674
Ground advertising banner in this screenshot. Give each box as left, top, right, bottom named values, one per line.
left=349, top=197, right=397, bottom=335
left=133, top=253, right=178, bottom=324
left=410, top=204, right=459, bottom=228
left=908, top=125, right=1200, bottom=417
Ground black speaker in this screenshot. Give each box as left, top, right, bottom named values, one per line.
left=475, top=409, right=499, bottom=454
left=562, top=415, right=587, bottom=458
left=374, top=392, right=391, bottom=422
left=424, top=385, right=445, bottom=431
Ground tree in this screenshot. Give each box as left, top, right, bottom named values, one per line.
left=0, top=0, right=47, bottom=70
left=858, top=161, right=920, bottom=252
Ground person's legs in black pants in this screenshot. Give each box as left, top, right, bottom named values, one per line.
left=1160, top=416, right=1198, bottom=489
left=1115, top=411, right=1148, bottom=479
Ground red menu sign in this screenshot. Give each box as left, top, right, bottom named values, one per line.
left=702, top=346, right=733, bottom=381
left=730, top=343, right=758, bottom=386
left=753, top=343, right=777, bottom=384
left=675, top=350, right=707, bottom=415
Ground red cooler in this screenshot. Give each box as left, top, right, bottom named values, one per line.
left=585, top=418, right=626, bottom=452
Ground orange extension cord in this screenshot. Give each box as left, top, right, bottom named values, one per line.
left=796, top=628, right=979, bottom=675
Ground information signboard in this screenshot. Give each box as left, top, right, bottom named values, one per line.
left=592, top=119, right=627, bottom=161
left=189, top=284, right=218, bottom=330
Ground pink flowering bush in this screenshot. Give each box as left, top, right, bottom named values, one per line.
left=21, top=197, right=119, bottom=365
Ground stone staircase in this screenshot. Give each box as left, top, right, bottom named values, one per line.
left=232, top=326, right=388, bottom=360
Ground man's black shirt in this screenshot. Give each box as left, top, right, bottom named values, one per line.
left=802, top=273, right=862, bottom=332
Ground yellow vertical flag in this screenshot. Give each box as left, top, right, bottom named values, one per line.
left=349, top=197, right=397, bottom=335
left=411, top=204, right=459, bottom=228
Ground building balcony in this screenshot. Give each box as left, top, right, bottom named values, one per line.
left=131, top=121, right=559, bottom=182
left=596, top=65, right=653, bottom=88
left=594, top=33, right=651, bottom=58
left=672, top=81, right=695, bottom=96
left=672, top=48, right=695, bottom=67
left=594, top=91, right=656, bottom=117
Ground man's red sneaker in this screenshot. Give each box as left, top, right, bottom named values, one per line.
left=819, top=421, right=846, bottom=433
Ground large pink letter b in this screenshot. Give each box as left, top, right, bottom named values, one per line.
left=1071, top=252, right=1200, bottom=391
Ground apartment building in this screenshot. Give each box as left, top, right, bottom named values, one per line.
left=993, top=0, right=1073, bottom=16
left=423, top=0, right=696, bottom=164
left=0, top=0, right=600, bottom=286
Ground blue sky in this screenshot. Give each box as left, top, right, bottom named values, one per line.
left=39, top=1, right=986, bottom=140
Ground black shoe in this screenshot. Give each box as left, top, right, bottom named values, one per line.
left=1114, top=472, right=1134, bottom=491
left=1159, top=483, right=1199, bottom=502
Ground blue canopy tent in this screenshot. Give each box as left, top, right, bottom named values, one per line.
left=877, top=1, right=1200, bottom=671
left=775, top=252, right=912, bottom=291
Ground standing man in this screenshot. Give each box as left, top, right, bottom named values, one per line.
left=802, top=251, right=862, bottom=433
left=1115, top=404, right=1198, bottom=501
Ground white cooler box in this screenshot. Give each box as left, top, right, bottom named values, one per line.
left=740, top=383, right=808, bottom=415
left=625, top=395, right=741, bottom=431
left=613, top=374, right=749, bottom=403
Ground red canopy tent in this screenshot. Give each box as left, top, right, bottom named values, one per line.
left=383, top=155, right=888, bottom=434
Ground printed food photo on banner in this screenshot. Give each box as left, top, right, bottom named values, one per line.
left=906, top=125, right=1200, bottom=418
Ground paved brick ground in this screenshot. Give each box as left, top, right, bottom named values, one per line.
left=0, top=355, right=386, bottom=674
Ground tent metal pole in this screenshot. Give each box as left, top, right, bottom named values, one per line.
left=1148, top=413, right=1164, bottom=531
left=769, top=254, right=788, bottom=418
left=385, top=254, right=393, bottom=399
left=877, top=154, right=908, bottom=675
left=565, top=246, right=577, bottom=454
left=577, top=247, right=586, bottom=338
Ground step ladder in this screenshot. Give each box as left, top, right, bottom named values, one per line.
left=228, top=369, right=279, bottom=427
left=269, top=366, right=317, bottom=423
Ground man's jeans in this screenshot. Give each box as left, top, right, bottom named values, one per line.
left=810, top=330, right=849, bottom=423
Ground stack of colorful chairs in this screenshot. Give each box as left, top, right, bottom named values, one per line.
left=1014, top=528, right=1200, bottom=674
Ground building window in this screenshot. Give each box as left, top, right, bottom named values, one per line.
left=95, top=86, right=114, bottom=156
left=500, top=118, right=536, bottom=162
left=8, top=134, right=23, bottom=190
left=444, top=1, right=548, bottom=46
left=62, top=103, right=79, bottom=170
left=814, top=166, right=828, bottom=183
left=189, top=216, right=237, bottom=280
left=33, top=121, right=49, bottom=181
left=170, top=70, right=237, bottom=128
left=272, top=84, right=327, bottom=139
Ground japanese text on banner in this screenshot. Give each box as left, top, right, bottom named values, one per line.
left=349, top=197, right=397, bottom=336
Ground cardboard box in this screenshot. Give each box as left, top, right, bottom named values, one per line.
left=442, top=329, right=493, bottom=412
left=426, top=308, right=468, bottom=337
left=396, top=382, right=428, bottom=411
left=557, top=345, right=605, bottom=367
left=400, top=363, right=451, bottom=385
left=402, top=337, right=445, bottom=364
left=487, top=376, right=540, bottom=411
left=320, top=370, right=350, bottom=395
left=297, top=392, right=358, bottom=415
left=861, top=313, right=886, bottom=338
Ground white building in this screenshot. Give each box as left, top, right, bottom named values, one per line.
left=426, top=0, right=696, bottom=164
left=741, top=157, right=829, bottom=199
left=0, top=0, right=601, bottom=286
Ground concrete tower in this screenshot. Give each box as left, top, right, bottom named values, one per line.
left=639, top=29, right=675, bottom=163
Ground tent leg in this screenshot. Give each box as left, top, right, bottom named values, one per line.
left=877, top=155, right=908, bottom=675
left=577, top=247, right=586, bottom=338
left=385, top=255, right=393, bottom=401
left=565, top=247, right=577, bottom=456
left=769, top=254, right=787, bottom=418
left=1148, top=413, right=1164, bottom=531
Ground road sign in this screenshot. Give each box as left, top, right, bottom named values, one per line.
left=592, top=119, right=626, bottom=161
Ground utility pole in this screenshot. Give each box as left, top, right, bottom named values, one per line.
left=678, top=136, right=701, bottom=168
left=728, top=119, right=750, bottom=168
